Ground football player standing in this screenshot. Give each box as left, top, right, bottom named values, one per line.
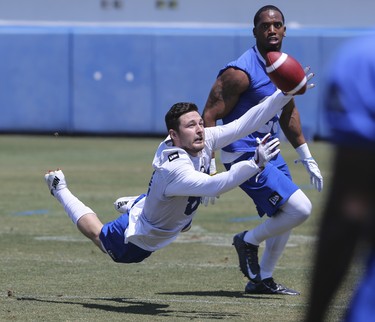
left=202, top=5, right=323, bottom=295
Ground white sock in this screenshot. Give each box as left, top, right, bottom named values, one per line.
left=54, top=188, right=94, bottom=225
left=260, top=231, right=291, bottom=280
left=244, top=189, right=312, bottom=279
left=243, top=230, right=261, bottom=246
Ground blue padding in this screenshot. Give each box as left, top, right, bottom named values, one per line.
left=152, top=33, right=239, bottom=132
left=0, top=27, right=70, bottom=132
left=72, top=31, right=154, bottom=133
left=0, top=25, right=371, bottom=137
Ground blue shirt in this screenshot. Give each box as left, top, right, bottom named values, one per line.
left=219, top=46, right=279, bottom=153
left=324, top=34, right=375, bottom=148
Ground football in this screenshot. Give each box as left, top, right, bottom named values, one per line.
left=265, top=51, right=307, bottom=95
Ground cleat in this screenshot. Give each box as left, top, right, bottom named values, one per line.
left=114, top=196, right=139, bottom=213
left=232, top=231, right=261, bottom=283
left=245, top=277, right=300, bottom=296
left=44, top=169, right=67, bottom=196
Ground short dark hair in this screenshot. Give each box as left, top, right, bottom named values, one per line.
left=253, top=5, right=285, bottom=27
left=165, top=102, right=199, bottom=132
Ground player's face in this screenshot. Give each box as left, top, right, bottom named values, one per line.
left=253, top=10, right=286, bottom=53
left=171, top=111, right=205, bottom=156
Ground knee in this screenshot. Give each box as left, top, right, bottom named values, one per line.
left=284, top=190, right=312, bottom=224
left=296, top=192, right=312, bottom=223
left=298, top=197, right=312, bottom=222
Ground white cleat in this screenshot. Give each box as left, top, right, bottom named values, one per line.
left=44, top=169, right=67, bottom=196
left=114, top=196, right=139, bottom=213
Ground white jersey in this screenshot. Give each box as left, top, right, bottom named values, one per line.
left=125, top=90, right=292, bottom=251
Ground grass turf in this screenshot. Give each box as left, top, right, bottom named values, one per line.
left=0, top=135, right=360, bottom=321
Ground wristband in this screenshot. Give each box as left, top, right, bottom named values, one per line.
left=295, top=143, right=312, bottom=160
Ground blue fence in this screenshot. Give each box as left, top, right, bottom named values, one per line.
left=0, top=25, right=369, bottom=138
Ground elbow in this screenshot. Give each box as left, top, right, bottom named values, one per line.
left=203, top=111, right=219, bottom=128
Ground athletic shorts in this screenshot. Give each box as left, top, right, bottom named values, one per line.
left=224, top=153, right=298, bottom=217
left=99, top=195, right=152, bottom=264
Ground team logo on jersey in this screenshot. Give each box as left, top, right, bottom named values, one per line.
left=168, top=151, right=180, bottom=162
left=268, top=192, right=282, bottom=206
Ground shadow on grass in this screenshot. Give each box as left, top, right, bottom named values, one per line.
left=158, top=290, right=283, bottom=300
left=17, top=296, right=242, bottom=319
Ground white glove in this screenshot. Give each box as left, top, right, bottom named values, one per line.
left=201, top=158, right=220, bottom=207
left=295, top=143, right=323, bottom=192
left=208, top=157, right=218, bottom=176
left=286, top=66, right=315, bottom=95
left=304, top=66, right=316, bottom=91
left=254, top=133, right=280, bottom=168
left=201, top=194, right=220, bottom=207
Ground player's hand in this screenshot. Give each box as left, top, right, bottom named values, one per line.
left=208, top=157, right=218, bottom=176
left=254, top=133, right=280, bottom=168
left=201, top=195, right=220, bottom=207
left=288, top=67, right=315, bottom=96
left=304, top=66, right=315, bottom=91
left=295, top=157, right=323, bottom=191
left=201, top=158, right=220, bottom=207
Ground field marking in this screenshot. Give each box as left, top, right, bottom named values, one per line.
left=1, top=255, right=90, bottom=264
left=175, top=226, right=316, bottom=247
left=12, top=209, right=49, bottom=216
left=30, top=226, right=316, bottom=248
left=34, top=235, right=89, bottom=242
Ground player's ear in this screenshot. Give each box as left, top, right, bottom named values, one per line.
left=169, top=129, right=177, bottom=140
left=252, top=27, right=256, bottom=38
left=283, top=26, right=286, bottom=37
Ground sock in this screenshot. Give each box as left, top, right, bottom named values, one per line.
left=244, top=189, right=312, bottom=279
left=54, top=188, right=94, bottom=225
left=243, top=230, right=261, bottom=246
left=260, top=231, right=291, bottom=280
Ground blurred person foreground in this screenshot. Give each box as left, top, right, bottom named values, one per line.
left=305, top=32, right=375, bottom=321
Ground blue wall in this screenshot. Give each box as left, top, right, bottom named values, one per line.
left=0, top=25, right=370, bottom=138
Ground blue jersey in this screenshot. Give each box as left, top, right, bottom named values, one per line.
left=220, top=46, right=279, bottom=153
left=218, top=46, right=298, bottom=217
left=324, top=34, right=375, bottom=148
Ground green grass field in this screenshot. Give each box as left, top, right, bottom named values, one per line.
left=0, top=135, right=360, bottom=321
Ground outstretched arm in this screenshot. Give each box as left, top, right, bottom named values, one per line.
left=208, top=89, right=292, bottom=151
left=165, top=135, right=280, bottom=197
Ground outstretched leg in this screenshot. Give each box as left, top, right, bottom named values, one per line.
left=45, top=170, right=105, bottom=252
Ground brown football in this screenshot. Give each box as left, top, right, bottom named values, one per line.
left=265, top=51, right=307, bottom=95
